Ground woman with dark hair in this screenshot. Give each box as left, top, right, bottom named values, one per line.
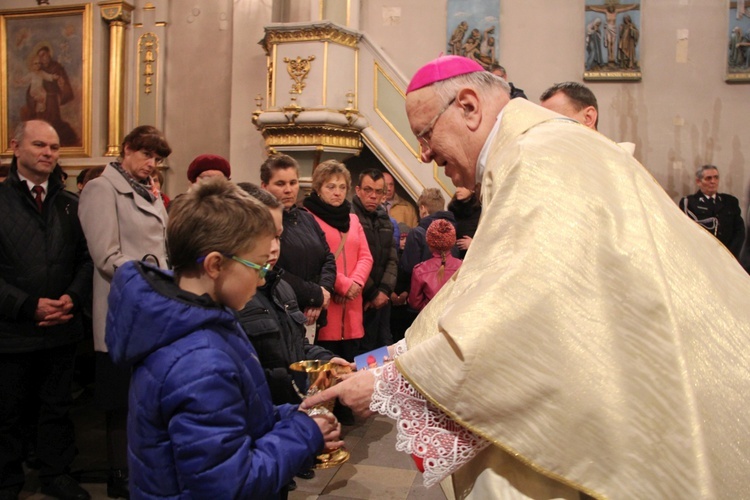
left=260, top=154, right=336, bottom=329
left=78, top=125, right=171, bottom=499
left=302, top=160, right=373, bottom=361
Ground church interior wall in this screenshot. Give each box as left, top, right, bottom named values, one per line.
left=163, top=0, right=234, bottom=196
left=361, top=0, right=749, bottom=208
left=3, top=0, right=748, bottom=212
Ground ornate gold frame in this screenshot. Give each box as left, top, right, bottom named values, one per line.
left=0, top=4, right=93, bottom=157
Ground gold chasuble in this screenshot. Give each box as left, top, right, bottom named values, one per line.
left=396, top=98, right=750, bottom=499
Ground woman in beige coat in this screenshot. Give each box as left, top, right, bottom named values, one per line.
left=78, top=125, right=171, bottom=498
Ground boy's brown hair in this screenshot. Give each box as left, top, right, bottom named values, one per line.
left=237, top=182, right=282, bottom=209
left=167, top=177, right=275, bottom=274
left=418, top=188, right=445, bottom=215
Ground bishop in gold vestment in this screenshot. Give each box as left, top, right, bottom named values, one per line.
left=305, top=56, right=750, bottom=499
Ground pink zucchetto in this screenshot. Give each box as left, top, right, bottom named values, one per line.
left=406, top=55, right=485, bottom=94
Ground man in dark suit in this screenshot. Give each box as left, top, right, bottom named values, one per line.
left=0, top=120, right=92, bottom=499
left=352, top=169, right=398, bottom=354
left=679, top=165, right=745, bottom=258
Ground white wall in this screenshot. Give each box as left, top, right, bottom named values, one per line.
left=360, top=0, right=750, bottom=208
left=163, top=0, right=235, bottom=196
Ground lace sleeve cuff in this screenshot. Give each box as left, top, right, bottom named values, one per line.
left=391, top=338, right=408, bottom=359
left=369, top=362, right=489, bottom=487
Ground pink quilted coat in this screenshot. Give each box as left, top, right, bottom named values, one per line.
left=311, top=213, right=373, bottom=341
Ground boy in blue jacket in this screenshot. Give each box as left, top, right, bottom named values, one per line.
left=105, top=178, right=342, bottom=499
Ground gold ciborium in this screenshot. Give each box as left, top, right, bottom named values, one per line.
left=290, top=360, right=352, bottom=468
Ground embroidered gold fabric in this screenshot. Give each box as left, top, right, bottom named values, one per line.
left=398, top=98, right=750, bottom=498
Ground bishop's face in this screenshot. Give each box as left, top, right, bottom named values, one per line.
left=406, top=87, right=475, bottom=189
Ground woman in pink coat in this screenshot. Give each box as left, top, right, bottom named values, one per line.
left=303, top=160, right=373, bottom=361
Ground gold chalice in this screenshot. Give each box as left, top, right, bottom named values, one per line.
left=290, top=360, right=352, bottom=468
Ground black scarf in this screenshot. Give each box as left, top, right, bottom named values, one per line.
left=303, top=191, right=351, bottom=232
left=112, top=162, right=156, bottom=203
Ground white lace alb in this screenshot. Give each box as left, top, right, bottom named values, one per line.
left=370, top=340, right=489, bottom=487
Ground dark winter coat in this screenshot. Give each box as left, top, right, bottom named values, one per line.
left=448, top=193, right=482, bottom=259
left=237, top=269, right=334, bottom=405
left=351, top=196, right=398, bottom=301
left=0, top=162, right=92, bottom=353
left=276, top=206, right=336, bottom=310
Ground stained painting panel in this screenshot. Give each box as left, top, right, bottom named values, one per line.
left=446, top=0, right=500, bottom=70
left=584, top=0, right=642, bottom=81
left=727, top=1, right=750, bottom=82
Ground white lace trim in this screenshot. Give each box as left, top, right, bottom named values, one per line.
left=392, top=338, right=408, bottom=358
left=370, top=362, right=489, bottom=487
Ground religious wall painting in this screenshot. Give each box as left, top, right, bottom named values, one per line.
left=446, top=0, right=500, bottom=70
left=1, top=5, right=92, bottom=157
left=584, top=0, right=642, bottom=81
left=727, top=1, right=750, bottom=82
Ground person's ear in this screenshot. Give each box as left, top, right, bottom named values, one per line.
left=583, top=106, right=598, bottom=129
left=201, top=251, right=224, bottom=279
left=455, top=88, right=482, bottom=131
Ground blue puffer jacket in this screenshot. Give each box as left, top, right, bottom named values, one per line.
left=105, top=261, right=323, bottom=499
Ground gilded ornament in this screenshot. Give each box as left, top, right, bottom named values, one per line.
left=283, top=55, right=315, bottom=94
left=138, top=34, right=158, bottom=95
left=260, top=25, right=361, bottom=55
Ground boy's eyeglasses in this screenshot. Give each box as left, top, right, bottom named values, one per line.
left=230, top=255, right=272, bottom=278
left=196, top=253, right=272, bottom=279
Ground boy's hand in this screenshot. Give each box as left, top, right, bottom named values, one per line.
left=329, top=357, right=356, bottom=371
left=308, top=410, right=344, bottom=451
